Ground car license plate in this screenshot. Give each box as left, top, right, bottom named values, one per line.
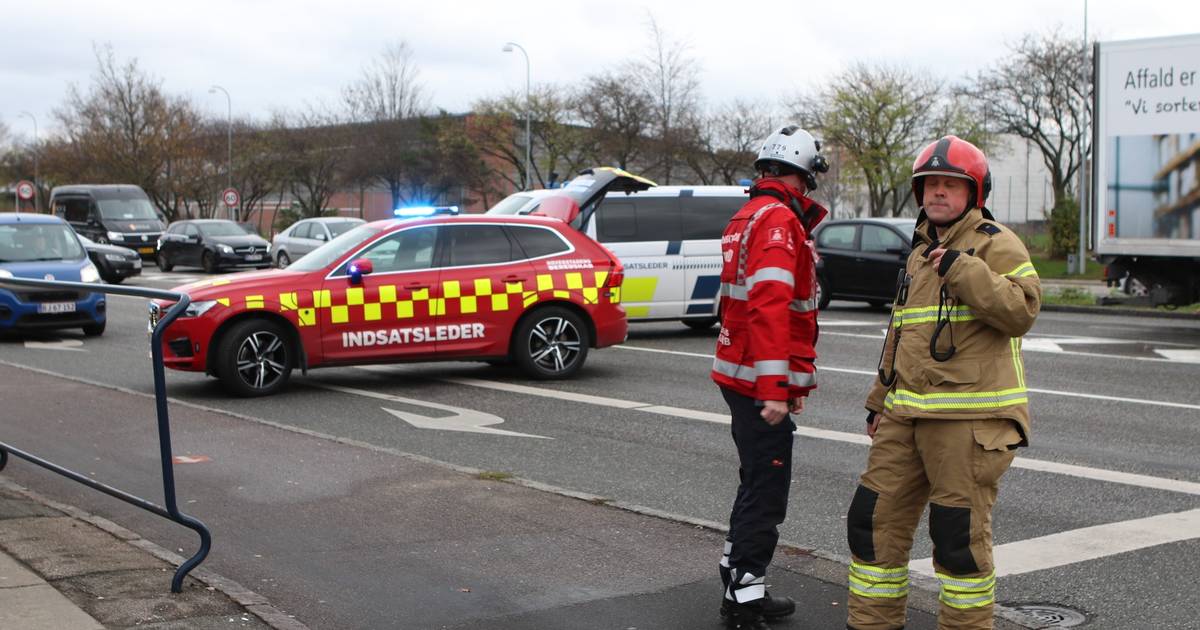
left=133, top=259, right=143, bottom=269
left=245, top=254, right=262, bottom=261
left=39, top=302, right=76, bottom=314
left=138, top=247, right=155, bottom=254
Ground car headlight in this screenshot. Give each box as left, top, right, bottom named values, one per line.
left=106, top=231, right=124, bottom=241
left=104, top=253, right=126, bottom=261
left=183, top=300, right=219, bottom=318
left=80, top=263, right=101, bottom=283
left=218, top=244, right=234, bottom=254
left=0, top=269, right=12, bottom=279
left=265, top=243, right=272, bottom=253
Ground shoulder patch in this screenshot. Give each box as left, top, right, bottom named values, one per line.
left=976, top=222, right=1002, bottom=236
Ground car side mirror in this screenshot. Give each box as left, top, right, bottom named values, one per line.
left=316, top=233, right=328, bottom=242
left=348, top=258, right=374, bottom=285
left=187, top=235, right=201, bottom=244
left=886, top=246, right=910, bottom=257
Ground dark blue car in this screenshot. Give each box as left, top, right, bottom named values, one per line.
left=0, top=213, right=106, bottom=336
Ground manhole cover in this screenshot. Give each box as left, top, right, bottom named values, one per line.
left=1008, top=603, right=1089, bottom=627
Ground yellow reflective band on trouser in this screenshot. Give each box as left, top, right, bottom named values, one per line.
left=937, top=571, right=995, bottom=609
left=893, top=305, right=976, bottom=328
left=848, top=562, right=909, bottom=599
left=884, top=388, right=1028, bottom=411
left=1006, top=262, right=1039, bottom=278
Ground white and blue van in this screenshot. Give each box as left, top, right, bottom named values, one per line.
left=487, top=168, right=747, bottom=329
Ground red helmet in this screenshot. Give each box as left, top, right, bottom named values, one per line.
left=911, top=136, right=991, bottom=209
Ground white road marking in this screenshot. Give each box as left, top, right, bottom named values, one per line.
left=314, top=382, right=550, bottom=439
left=615, top=345, right=1200, bottom=410
left=910, top=509, right=1200, bottom=577
left=1156, top=349, right=1200, bottom=364
left=439, top=375, right=1200, bottom=496
left=23, top=339, right=85, bottom=352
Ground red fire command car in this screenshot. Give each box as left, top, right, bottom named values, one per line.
left=150, top=214, right=627, bottom=396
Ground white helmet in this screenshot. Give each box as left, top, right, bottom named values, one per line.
left=754, top=125, right=830, bottom=190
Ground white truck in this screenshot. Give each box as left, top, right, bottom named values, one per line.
left=1093, top=33, right=1200, bottom=306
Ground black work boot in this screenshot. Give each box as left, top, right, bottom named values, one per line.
left=721, top=590, right=796, bottom=619
left=723, top=600, right=769, bottom=630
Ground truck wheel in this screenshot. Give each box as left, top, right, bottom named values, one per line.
left=682, top=317, right=718, bottom=331
left=215, top=319, right=293, bottom=397
left=82, top=320, right=106, bottom=337
left=157, top=252, right=173, bottom=272
left=513, top=306, right=589, bottom=379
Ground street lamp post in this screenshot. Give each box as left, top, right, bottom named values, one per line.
left=18, top=111, right=38, bottom=212
left=1077, top=0, right=1089, bottom=275
left=208, top=85, right=234, bottom=220
left=502, top=42, right=531, bottom=191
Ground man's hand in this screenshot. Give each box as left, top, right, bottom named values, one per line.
left=761, top=400, right=789, bottom=425
left=927, top=247, right=947, bottom=271
left=788, top=397, right=805, bottom=415
left=866, top=412, right=882, bottom=438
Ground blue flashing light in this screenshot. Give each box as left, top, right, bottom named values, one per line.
left=394, top=205, right=460, bottom=217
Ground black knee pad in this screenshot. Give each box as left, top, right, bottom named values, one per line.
left=846, top=484, right=878, bottom=562
left=930, top=503, right=979, bottom=574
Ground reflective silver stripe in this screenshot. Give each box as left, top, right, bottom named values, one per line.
left=714, top=358, right=816, bottom=388
left=754, top=359, right=789, bottom=375
left=940, top=592, right=994, bottom=609
left=886, top=389, right=1028, bottom=410
left=745, top=266, right=794, bottom=290
left=721, top=282, right=748, bottom=301
left=850, top=562, right=909, bottom=581
left=937, top=572, right=996, bottom=592
left=790, top=296, right=818, bottom=312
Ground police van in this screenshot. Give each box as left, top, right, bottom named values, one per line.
left=487, top=168, right=747, bottom=329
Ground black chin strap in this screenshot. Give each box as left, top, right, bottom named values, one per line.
left=750, top=187, right=811, bottom=227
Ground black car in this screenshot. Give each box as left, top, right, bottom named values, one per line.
left=812, top=217, right=916, bottom=309
left=77, top=234, right=142, bottom=284
left=157, top=220, right=273, bottom=273
left=51, top=184, right=166, bottom=258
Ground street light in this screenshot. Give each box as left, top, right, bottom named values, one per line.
left=208, top=84, right=234, bottom=220
left=502, top=42, right=531, bottom=191
left=18, top=111, right=38, bottom=212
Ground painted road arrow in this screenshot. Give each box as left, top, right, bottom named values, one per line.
left=315, top=382, right=551, bottom=439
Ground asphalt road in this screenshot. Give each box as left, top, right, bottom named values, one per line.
left=2, top=267, right=1198, bottom=629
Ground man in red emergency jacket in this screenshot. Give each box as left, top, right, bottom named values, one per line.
left=711, top=125, right=829, bottom=629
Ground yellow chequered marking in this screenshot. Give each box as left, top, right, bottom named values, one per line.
left=346, top=287, right=364, bottom=306
left=506, top=281, right=523, bottom=294
left=279, top=292, right=299, bottom=311
left=429, top=298, right=445, bottom=316
left=582, top=287, right=599, bottom=304
left=396, top=301, right=414, bottom=319
left=246, top=295, right=265, bottom=309
left=378, top=285, right=397, bottom=303
left=298, top=308, right=316, bottom=327
left=216, top=298, right=231, bottom=307
left=412, top=288, right=429, bottom=301
left=537, top=275, right=554, bottom=292
left=211, top=279, right=231, bottom=287
left=363, top=303, right=382, bottom=321
left=524, top=294, right=539, bottom=307
left=594, top=271, right=608, bottom=288
left=621, top=277, right=657, bottom=303
left=331, top=305, right=349, bottom=324
left=491, top=294, right=509, bottom=311
left=460, top=296, right=478, bottom=314
left=565, top=272, right=584, bottom=290
left=443, top=280, right=461, bottom=298
left=313, top=290, right=331, bottom=308
left=474, top=278, right=493, bottom=295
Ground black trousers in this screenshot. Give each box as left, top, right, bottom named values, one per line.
left=722, top=387, right=795, bottom=577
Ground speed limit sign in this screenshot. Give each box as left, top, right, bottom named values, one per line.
left=221, top=188, right=240, bottom=208
left=16, top=180, right=35, bottom=201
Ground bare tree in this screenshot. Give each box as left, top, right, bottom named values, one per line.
left=795, top=63, right=990, bottom=217
left=626, top=14, right=701, bottom=183
left=276, top=109, right=349, bottom=218
left=343, top=40, right=432, bottom=211
left=683, top=100, right=774, bottom=185
left=470, top=85, right=593, bottom=190
left=52, top=44, right=198, bottom=219
left=575, top=70, right=654, bottom=172
left=230, top=121, right=290, bottom=226
left=965, top=29, right=1090, bottom=208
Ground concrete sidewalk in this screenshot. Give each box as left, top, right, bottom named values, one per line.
left=0, top=480, right=302, bottom=630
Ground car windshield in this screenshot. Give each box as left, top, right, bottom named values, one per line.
left=0, top=223, right=86, bottom=262
left=486, top=194, right=533, bottom=215
left=197, top=222, right=249, bottom=237
left=97, top=197, right=159, bottom=221
left=327, top=221, right=364, bottom=238
left=288, top=224, right=383, bottom=272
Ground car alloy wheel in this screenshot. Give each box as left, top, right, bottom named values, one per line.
left=235, top=330, right=288, bottom=391
left=514, top=306, right=589, bottom=379
left=276, top=251, right=291, bottom=268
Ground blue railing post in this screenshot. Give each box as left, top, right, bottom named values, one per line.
left=0, top=276, right=212, bottom=593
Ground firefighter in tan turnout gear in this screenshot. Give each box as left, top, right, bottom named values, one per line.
left=845, top=136, right=1041, bottom=630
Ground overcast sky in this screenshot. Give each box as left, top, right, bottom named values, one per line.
left=2, top=0, right=1196, bottom=141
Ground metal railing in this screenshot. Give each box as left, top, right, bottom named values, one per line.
left=0, top=276, right=210, bottom=593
